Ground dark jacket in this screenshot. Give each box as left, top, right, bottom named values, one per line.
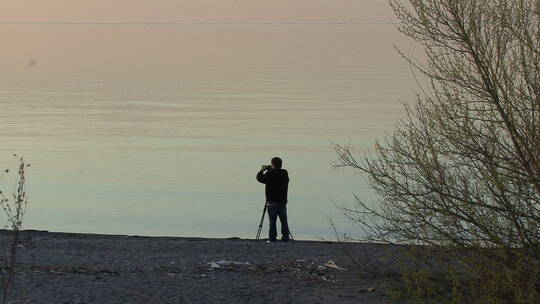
left=256, top=168, right=289, bottom=204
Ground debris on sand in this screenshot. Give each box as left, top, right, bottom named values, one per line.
left=323, top=260, right=347, bottom=270
left=208, top=260, right=252, bottom=270
left=216, top=260, right=250, bottom=267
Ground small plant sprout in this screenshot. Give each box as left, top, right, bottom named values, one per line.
left=0, top=155, right=30, bottom=304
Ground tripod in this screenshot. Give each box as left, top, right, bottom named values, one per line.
left=255, top=204, right=267, bottom=240
left=255, top=203, right=294, bottom=241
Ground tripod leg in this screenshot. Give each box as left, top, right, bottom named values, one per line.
left=256, top=204, right=267, bottom=240
left=286, top=212, right=294, bottom=241
left=256, top=205, right=266, bottom=240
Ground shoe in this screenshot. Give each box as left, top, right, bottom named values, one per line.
left=281, top=238, right=290, bottom=242
left=267, top=239, right=276, bottom=243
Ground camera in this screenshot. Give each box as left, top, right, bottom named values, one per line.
left=265, top=165, right=272, bottom=170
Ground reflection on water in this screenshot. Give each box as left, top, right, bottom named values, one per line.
left=0, top=24, right=418, bottom=239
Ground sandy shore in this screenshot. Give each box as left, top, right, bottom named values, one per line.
left=0, top=230, right=396, bottom=303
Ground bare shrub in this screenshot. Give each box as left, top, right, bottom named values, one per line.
left=335, top=0, right=540, bottom=302
left=0, top=155, right=30, bottom=304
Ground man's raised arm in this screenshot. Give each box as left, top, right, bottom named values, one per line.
left=256, top=166, right=269, bottom=184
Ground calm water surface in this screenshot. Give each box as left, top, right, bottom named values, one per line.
left=0, top=23, right=418, bottom=239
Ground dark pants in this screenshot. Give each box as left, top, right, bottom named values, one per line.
left=267, top=204, right=290, bottom=241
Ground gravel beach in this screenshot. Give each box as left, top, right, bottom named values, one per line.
left=0, top=230, right=396, bottom=303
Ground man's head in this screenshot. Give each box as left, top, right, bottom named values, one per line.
left=271, top=157, right=282, bottom=169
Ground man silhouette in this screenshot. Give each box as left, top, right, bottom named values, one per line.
left=256, top=157, right=290, bottom=242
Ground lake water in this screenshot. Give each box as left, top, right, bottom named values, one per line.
left=0, top=22, right=419, bottom=240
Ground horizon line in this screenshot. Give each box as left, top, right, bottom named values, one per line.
left=0, top=21, right=396, bottom=25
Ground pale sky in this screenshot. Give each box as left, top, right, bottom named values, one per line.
left=0, top=0, right=395, bottom=23
left=0, top=0, right=411, bottom=84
